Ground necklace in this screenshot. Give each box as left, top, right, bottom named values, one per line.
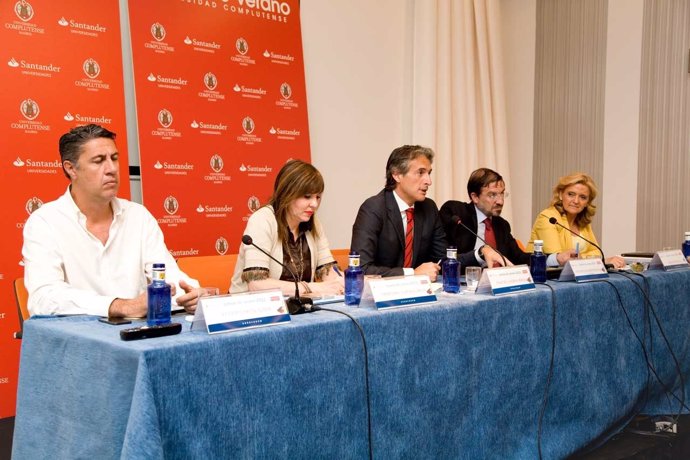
left=286, top=232, right=304, bottom=282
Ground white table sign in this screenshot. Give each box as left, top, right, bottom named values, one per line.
left=191, top=289, right=290, bottom=334
left=648, top=249, right=690, bottom=271
left=475, top=265, right=535, bottom=295
left=558, top=258, right=609, bottom=282
left=366, top=275, right=437, bottom=309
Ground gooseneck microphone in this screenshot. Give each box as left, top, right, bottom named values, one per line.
left=545, top=216, right=610, bottom=269
left=241, top=234, right=316, bottom=314
left=450, top=215, right=507, bottom=267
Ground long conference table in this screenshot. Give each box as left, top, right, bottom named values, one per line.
left=12, top=270, right=690, bottom=459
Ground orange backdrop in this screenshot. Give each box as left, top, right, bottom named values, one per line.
left=129, top=0, right=311, bottom=258
left=0, top=0, right=129, bottom=418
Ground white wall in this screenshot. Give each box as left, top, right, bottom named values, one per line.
left=601, top=0, right=644, bottom=255
left=499, top=0, right=645, bottom=254
left=499, top=0, right=536, bottom=244
left=301, top=0, right=413, bottom=249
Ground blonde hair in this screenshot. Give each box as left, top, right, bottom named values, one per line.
left=549, top=172, right=598, bottom=227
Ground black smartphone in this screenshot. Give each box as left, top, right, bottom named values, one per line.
left=98, top=317, right=132, bottom=326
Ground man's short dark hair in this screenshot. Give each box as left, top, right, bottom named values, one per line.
left=467, top=168, right=503, bottom=199
left=384, top=145, right=434, bottom=190
left=59, top=124, right=116, bottom=179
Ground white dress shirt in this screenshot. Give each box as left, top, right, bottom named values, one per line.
left=392, top=190, right=416, bottom=275
left=22, top=188, right=197, bottom=316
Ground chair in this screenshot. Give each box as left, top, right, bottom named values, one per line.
left=516, top=239, right=527, bottom=252
left=177, top=254, right=237, bottom=294
left=14, top=278, right=29, bottom=339
left=331, top=248, right=351, bottom=271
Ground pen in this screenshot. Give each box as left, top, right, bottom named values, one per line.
left=333, top=265, right=343, bottom=277
left=575, top=242, right=580, bottom=258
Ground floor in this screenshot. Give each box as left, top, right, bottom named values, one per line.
left=572, top=415, right=690, bottom=459
left=2, top=414, right=690, bottom=459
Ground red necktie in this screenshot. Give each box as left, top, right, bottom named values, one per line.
left=484, top=217, right=497, bottom=250
left=404, top=207, right=414, bottom=268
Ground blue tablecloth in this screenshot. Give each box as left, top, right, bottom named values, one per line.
left=12, top=270, right=690, bottom=459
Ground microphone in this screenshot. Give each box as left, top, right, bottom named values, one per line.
left=450, top=215, right=507, bottom=267
left=241, top=234, right=316, bottom=314
left=545, top=216, right=611, bottom=269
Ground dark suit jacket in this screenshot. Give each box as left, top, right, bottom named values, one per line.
left=439, top=200, right=531, bottom=266
left=351, top=190, right=478, bottom=276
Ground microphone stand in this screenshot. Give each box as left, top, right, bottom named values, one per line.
left=242, top=235, right=315, bottom=314
left=545, top=216, right=613, bottom=270
left=452, top=215, right=507, bottom=267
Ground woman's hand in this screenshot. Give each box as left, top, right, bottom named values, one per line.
left=308, top=278, right=344, bottom=296
left=556, top=250, right=578, bottom=266
left=605, top=256, right=626, bottom=269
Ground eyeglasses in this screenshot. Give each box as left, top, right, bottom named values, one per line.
left=486, top=192, right=509, bottom=201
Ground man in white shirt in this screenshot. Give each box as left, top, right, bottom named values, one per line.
left=22, top=124, right=200, bottom=317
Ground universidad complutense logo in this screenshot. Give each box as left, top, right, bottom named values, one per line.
left=210, top=153, right=223, bottom=173
left=215, top=237, right=228, bottom=255
left=151, top=22, right=166, bottom=42
left=14, top=0, right=34, bottom=22
left=164, top=195, right=179, bottom=215
left=204, top=72, right=218, bottom=91
left=158, top=108, right=173, bottom=128
left=280, top=82, right=292, bottom=100
left=235, top=37, right=248, bottom=55
left=25, top=196, right=42, bottom=215
left=20, top=98, right=39, bottom=120
left=82, top=58, right=100, bottom=79
left=242, top=116, right=255, bottom=134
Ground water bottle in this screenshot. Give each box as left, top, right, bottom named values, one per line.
left=147, top=263, right=171, bottom=326
left=442, top=247, right=460, bottom=293
left=344, top=251, right=364, bottom=306
left=530, top=240, right=547, bottom=283
left=683, top=232, right=690, bottom=259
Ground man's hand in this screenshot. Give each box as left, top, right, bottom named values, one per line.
left=176, top=279, right=202, bottom=313
left=108, top=292, right=147, bottom=318
left=482, top=246, right=512, bottom=268
left=414, top=262, right=441, bottom=282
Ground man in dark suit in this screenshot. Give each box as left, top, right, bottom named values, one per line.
left=351, top=146, right=504, bottom=280
left=440, top=168, right=530, bottom=268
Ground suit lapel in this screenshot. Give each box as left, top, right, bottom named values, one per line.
left=385, top=191, right=405, bottom=248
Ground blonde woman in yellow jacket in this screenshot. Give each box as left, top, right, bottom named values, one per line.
left=527, top=172, right=625, bottom=268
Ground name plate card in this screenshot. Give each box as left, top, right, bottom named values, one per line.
left=191, top=289, right=290, bottom=335
left=475, top=265, right=535, bottom=295
left=558, top=258, right=609, bottom=282
left=367, top=275, right=436, bottom=309
left=648, top=249, right=690, bottom=271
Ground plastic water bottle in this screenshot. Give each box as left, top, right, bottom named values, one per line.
left=442, top=247, right=460, bottom=293
left=530, top=240, right=547, bottom=283
left=683, top=232, right=690, bottom=259
left=147, top=263, right=171, bottom=326
left=344, top=251, right=364, bottom=306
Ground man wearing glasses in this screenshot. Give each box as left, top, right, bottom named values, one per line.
left=440, top=168, right=530, bottom=268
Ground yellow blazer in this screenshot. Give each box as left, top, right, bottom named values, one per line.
left=526, top=206, right=600, bottom=258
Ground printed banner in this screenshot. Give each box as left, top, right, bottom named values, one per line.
left=128, top=0, right=311, bottom=258
left=0, top=0, right=129, bottom=418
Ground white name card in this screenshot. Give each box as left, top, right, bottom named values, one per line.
left=648, top=249, right=690, bottom=271
left=558, top=258, right=609, bottom=282
left=475, top=265, right=535, bottom=295
left=367, top=275, right=437, bottom=309
left=191, top=289, right=290, bottom=334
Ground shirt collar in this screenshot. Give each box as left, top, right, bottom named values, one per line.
left=392, top=189, right=412, bottom=213
left=64, top=185, right=123, bottom=219
left=474, top=204, right=489, bottom=223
